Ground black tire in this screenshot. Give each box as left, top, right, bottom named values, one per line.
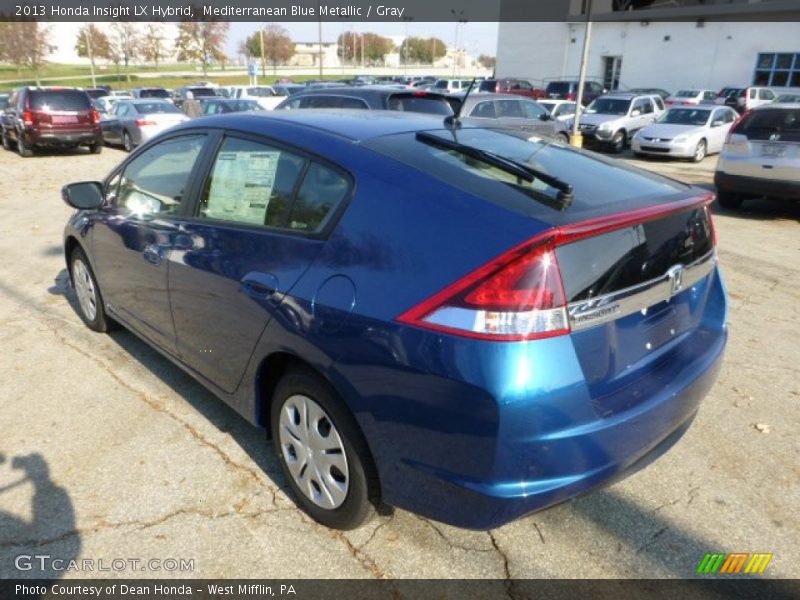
left=17, top=132, right=33, bottom=157
left=633, top=151, right=647, bottom=159
left=717, top=189, right=743, bottom=210
left=122, top=131, right=134, bottom=153
left=271, top=368, right=379, bottom=530
left=89, top=142, right=102, bottom=154
left=610, top=130, right=626, bottom=154
left=69, top=246, right=114, bottom=333
left=1, top=128, right=11, bottom=151
left=692, top=139, right=707, bottom=163
left=556, top=132, right=569, bottom=144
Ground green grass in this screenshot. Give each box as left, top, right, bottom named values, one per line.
left=0, top=66, right=363, bottom=92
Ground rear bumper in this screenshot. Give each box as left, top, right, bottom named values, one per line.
left=25, top=128, right=102, bottom=147
left=715, top=171, right=800, bottom=199
left=341, top=268, right=728, bottom=529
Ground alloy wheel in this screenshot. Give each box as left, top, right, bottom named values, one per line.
left=278, top=394, right=349, bottom=510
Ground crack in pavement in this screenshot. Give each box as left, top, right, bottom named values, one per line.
left=0, top=505, right=275, bottom=550
left=488, top=530, right=515, bottom=599
left=650, top=486, right=701, bottom=515
left=414, top=515, right=494, bottom=553
left=532, top=521, right=545, bottom=545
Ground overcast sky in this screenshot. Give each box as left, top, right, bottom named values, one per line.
left=227, top=22, right=499, bottom=58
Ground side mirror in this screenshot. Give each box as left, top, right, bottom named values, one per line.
left=711, top=120, right=724, bottom=128
left=62, top=181, right=104, bottom=210
left=539, top=112, right=551, bottom=121
left=631, top=109, right=642, bottom=117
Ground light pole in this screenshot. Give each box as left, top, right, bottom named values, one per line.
left=84, top=27, right=96, bottom=88
left=571, top=0, right=594, bottom=147
left=450, top=9, right=467, bottom=78
left=318, top=19, right=324, bottom=79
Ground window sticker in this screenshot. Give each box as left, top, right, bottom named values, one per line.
left=205, top=151, right=280, bottom=225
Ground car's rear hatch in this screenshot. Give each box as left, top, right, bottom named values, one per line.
left=28, top=89, right=95, bottom=133
left=371, top=127, right=722, bottom=416
left=723, top=106, right=800, bottom=182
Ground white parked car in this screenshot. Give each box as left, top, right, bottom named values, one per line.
left=665, top=89, right=718, bottom=107
left=631, top=106, right=739, bottom=162
left=714, top=102, right=800, bottom=208
left=537, top=100, right=577, bottom=122
left=221, top=85, right=285, bottom=110
left=432, top=79, right=472, bottom=94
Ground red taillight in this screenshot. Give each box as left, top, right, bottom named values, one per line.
left=566, top=91, right=575, bottom=101
left=22, top=110, right=34, bottom=125
left=725, top=109, right=751, bottom=144
left=135, top=119, right=157, bottom=126
left=92, top=110, right=100, bottom=124
left=398, top=193, right=715, bottom=341
left=397, top=238, right=570, bottom=341
left=412, top=91, right=429, bottom=97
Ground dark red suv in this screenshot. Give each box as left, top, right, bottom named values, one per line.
left=1, top=87, right=102, bottom=156
left=478, top=78, right=546, bottom=99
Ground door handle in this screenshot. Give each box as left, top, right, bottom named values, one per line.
left=143, top=244, right=163, bottom=266
left=240, top=272, right=279, bottom=298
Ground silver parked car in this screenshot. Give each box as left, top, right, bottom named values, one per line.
left=574, top=93, right=665, bottom=153
left=714, top=102, right=800, bottom=208
left=101, top=99, right=189, bottom=152
left=457, top=94, right=570, bottom=142
left=631, top=106, right=739, bottom=161
left=665, top=89, right=718, bottom=107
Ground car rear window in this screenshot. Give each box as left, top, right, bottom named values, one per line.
left=478, top=80, right=497, bottom=92
left=737, top=108, right=800, bottom=142
left=137, top=102, right=182, bottom=114
left=364, top=128, right=686, bottom=222
left=189, top=88, right=217, bottom=98
left=29, top=90, right=91, bottom=111
left=676, top=90, right=700, bottom=98
left=140, top=89, right=170, bottom=99
left=545, top=82, right=571, bottom=95
left=386, top=93, right=453, bottom=115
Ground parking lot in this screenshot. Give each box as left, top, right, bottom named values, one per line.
left=0, top=144, right=797, bottom=580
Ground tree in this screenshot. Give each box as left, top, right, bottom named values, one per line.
left=0, top=22, right=51, bottom=84
left=240, top=24, right=294, bottom=77
left=141, top=23, right=167, bottom=68
left=75, top=24, right=111, bottom=84
left=107, top=22, right=140, bottom=84
left=477, top=54, right=497, bottom=69
left=398, top=37, right=447, bottom=65
left=175, top=21, right=229, bottom=77
left=362, top=33, right=394, bottom=65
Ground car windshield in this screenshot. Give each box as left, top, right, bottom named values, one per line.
left=30, top=90, right=91, bottom=111
left=656, top=108, right=711, bottom=126
left=478, top=81, right=496, bottom=92
left=139, top=89, right=170, bottom=99
left=676, top=90, right=700, bottom=98
left=546, top=82, right=570, bottom=94
left=136, top=102, right=182, bottom=114
left=722, top=88, right=743, bottom=98
left=737, top=108, right=800, bottom=142
left=585, top=98, right=631, bottom=115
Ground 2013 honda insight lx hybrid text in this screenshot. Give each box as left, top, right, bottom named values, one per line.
left=62, top=111, right=727, bottom=530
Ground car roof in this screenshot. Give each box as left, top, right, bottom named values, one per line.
left=174, top=109, right=463, bottom=142
left=459, top=93, right=540, bottom=106
left=753, top=102, right=800, bottom=110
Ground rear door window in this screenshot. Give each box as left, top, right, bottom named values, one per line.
left=521, top=101, right=547, bottom=120
left=496, top=100, right=524, bottom=118
left=471, top=101, right=497, bottom=118
left=197, top=136, right=350, bottom=234
left=29, top=90, right=91, bottom=111
left=116, top=135, right=206, bottom=217
left=198, top=136, right=306, bottom=227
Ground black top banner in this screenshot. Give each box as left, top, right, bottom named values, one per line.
left=1, top=0, right=799, bottom=22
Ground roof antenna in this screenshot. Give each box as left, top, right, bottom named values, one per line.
left=444, top=78, right=477, bottom=129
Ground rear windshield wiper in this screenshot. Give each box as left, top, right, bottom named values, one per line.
left=415, top=132, right=574, bottom=208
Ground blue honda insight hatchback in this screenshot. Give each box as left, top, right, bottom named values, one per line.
left=62, top=111, right=727, bottom=530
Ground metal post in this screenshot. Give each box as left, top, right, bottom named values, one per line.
left=259, top=27, right=265, bottom=83
left=571, top=0, right=593, bottom=147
